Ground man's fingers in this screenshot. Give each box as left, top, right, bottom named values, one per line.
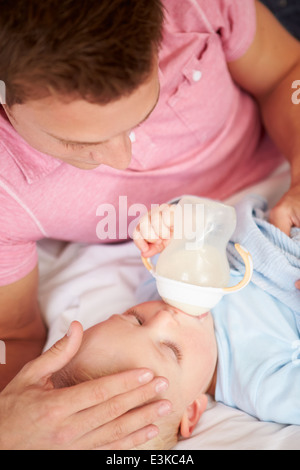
left=269, top=205, right=292, bottom=236
left=70, top=376, right=169, bottom=436
left=19, top=322, right=84, bottom=385
left=75, top=398, right=172, bottom=450
left=269, top=187, right=300, bottom=237
left=95, top=425, right=159, bottom=450
left=268, top=199, right=300, bottom=290
left=56, top=368, right=156, bottom=414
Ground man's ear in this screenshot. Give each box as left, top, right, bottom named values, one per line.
left=179, top=394, right=208, bottom=438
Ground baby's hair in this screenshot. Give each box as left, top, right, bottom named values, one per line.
left=52, top=362, right=180, bottom=450
left=0, top=0, right=165, bottom=107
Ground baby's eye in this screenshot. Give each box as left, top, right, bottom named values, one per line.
left=126, top=309, right=144, bottom=325
left=162, top=341, right=183, bottom=363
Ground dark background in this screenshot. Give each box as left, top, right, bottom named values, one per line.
left=261, top=0, right=300, bottom=40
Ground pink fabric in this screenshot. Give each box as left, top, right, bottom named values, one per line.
left=0, top=0, right=284, bottom=286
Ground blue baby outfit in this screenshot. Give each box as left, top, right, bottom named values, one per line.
left=214, top=195, right=300, bottom=425
left=213, top=274, right=300, bottom=425
left=227, top=194, right=300, bottom=333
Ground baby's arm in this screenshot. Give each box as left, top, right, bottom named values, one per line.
left=133, top=204, right=176, bottom=258
left=254, top=358, right=300, bottom=427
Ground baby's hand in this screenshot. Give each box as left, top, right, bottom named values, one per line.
left=133, top=204, right=176, bottom=258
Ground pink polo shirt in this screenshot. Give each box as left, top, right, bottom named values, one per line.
left=0, top=0, right=284, bottom=286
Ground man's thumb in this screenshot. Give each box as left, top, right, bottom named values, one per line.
left=23, top=321, right=84, bottom=385
left=269, top=206, right=291, bottom=237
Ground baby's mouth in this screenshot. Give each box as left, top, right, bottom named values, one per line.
left=197, top=312, right=209, bottom=321
left=171, top=306, right=209, bottom=321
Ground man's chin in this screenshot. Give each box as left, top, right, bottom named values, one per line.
left=52, top=155, right=132, bottom=171
left=54, top=157, right=102, bottom=170
left=69, top=162, right=102, bottom=170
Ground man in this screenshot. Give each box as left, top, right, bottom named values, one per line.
left=0, top=0, right=299, bottom=449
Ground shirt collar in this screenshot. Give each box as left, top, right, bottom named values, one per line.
left=0, top=110, right=63, bottom=184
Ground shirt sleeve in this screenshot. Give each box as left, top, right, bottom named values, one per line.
left=203, top=0, right=257, bottom=62
left=256, top=358, right=300, bottom=426
left=0, top=241, right=38, bottom=286
left=0, top=190, right=38, bottom=286
left=213, top=279, right=300, bottom=426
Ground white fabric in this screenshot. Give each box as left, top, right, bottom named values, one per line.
left=38, top=162, right=300, bottom=450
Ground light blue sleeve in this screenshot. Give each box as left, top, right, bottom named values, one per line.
left=213, top=277, right=300, bottom=426
left=255, top=352, right=300, bottom=425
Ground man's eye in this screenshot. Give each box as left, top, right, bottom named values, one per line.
left=62, top=142, right=85, bottom=150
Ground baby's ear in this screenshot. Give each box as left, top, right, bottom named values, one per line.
left=179, top=395, right=208, bottom=438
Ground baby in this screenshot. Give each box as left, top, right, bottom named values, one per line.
left=52, top=299, right=217, bottom=449
left=52, top=200, right=300, bottom=449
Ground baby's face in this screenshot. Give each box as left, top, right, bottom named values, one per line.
left=71, top=300, right=218, bottom=414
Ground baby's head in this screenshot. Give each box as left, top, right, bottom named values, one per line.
left=52, top=300, right=218, bottom=449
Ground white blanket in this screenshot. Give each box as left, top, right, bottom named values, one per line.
left=38, top=163, right=300, bottom=450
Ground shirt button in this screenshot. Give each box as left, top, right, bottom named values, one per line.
left=129, top=131, right=136, bottom=143
left=192, top=70, right=202, bottom=82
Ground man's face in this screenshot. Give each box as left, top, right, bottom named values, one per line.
left=2, top=64, right=160, bottom=170
left=70, top=301, right=218, bottom=414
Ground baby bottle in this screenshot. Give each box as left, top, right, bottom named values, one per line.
left=155, top=196, right=236, bottom=314
left=156, top=196, right=236, bottom=287
left=142, top=196, right=253, bottom=316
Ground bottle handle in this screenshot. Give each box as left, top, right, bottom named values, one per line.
left=222, top=244, right=253, bottom=293
left=141, top=243, right=253, bottom=292
left=141, top=256, right=156, bottom=274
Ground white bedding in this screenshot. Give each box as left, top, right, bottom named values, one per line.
left=38, top=163, right=300, bottom=450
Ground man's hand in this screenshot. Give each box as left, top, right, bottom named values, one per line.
left=269, top=182, right=300, bottom=290
left=269, top=184, right=300, bottom=236
left=0, top=321, right=171, bottom=450
left=227, top=2, right=300, bottom=288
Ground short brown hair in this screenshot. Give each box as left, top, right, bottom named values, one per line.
left=0, top=0, right=165, bottom=107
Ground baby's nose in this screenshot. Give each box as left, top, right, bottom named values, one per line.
left=154, top=308, right=179, bottom=327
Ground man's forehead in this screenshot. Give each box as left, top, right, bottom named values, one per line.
left=43, top=86, right=161, bottom=146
